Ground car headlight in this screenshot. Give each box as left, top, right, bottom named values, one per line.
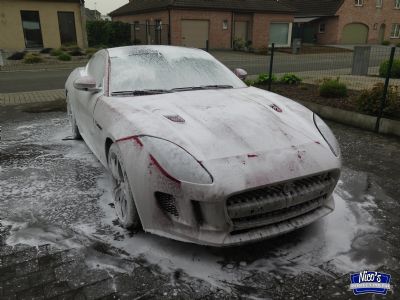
left=140, top=136, right=213, bottom=184
left=313, top=114, right=340, bottom=157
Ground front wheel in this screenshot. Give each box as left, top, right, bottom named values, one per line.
left=108, top=143, right=141, bottom=229
left=67, top=97, right=81, bottom=139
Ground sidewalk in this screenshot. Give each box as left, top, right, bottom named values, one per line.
left=0, top=90, right=65, bottom=106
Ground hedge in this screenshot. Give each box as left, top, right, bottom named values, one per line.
left=87, top=20, right=131, bottom=48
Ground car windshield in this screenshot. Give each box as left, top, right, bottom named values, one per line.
left=109, top=48, right=246, bottom=94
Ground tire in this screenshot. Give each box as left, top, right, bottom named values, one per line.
left=108, top=143, right=141, bottom=229
left=67, top=97, right=81, bottom=139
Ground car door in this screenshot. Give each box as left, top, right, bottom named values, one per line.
left=74, top=51, right=107, bottom=154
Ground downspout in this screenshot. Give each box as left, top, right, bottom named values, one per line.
left=80, top=0, right=88, bottom=48
left=168, top=7, right=171, bottom=45
left=231, top=11, right=234, bottom=49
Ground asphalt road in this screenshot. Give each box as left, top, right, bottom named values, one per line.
left=0, top=69, right=71, bottom=93
left=0, top=102, right=399, bottom=299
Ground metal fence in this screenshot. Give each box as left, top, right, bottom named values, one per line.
left=130, top=23, right=170, bottom=46
left=212, top=45, right=400, bottom=91
left=211, top=44, right=399, bottom=130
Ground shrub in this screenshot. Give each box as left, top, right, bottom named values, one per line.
left=7, top=51, right=26, bottom=60
left=244, top=79, right=256, bottom=86
left=50, top=48, right=64, bottom=56
left=233, top=38, right=246, bottom=51
left=280, top=73, right=302, bottom=85
left=357, top=82, right=400, bottom=116
left=379, top=59, right=400, bottom=78
left=87, top=20, right=131, bottom=47
left=58, top=53, right=71, bottom=61
left=40, top=48, right=53, bottom=54
left=68, top=47, right=84, bottom=56
left=257, top=73, right=277, bottom=85
left=85, top=47, right=98, bottom=57
left=319, top=78, right=348, bottom=98
left=381, top=40, right=390, bottom=46
left=23, top=53, right=43, bottom=64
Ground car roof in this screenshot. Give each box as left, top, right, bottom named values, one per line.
left=106, top=45, right=212, bottom=60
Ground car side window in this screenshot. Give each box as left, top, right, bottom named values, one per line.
left=87, top=53, right=106, bottom=88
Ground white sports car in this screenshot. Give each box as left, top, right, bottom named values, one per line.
left=65, top=45, right=341, bottom=246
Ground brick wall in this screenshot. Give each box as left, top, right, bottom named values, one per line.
left=113, top=10, right=294, bottom=50
left=315, top=17, right=340, bottom=44
left=336, top=0, right=400, bottom=44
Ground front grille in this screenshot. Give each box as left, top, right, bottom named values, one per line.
left=227, top=172, right=336, bottom=231
left=155, top=192, right=179, bottom=217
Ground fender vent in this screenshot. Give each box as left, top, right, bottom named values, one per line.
left=155, top=192, right=179, bottom=217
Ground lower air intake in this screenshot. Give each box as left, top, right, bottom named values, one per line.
left=155, top=192, right=179, bottom=217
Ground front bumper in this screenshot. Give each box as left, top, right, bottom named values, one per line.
left=146, top=169, right=339, bottom=247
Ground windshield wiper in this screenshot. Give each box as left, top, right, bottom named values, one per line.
left=111, top=89, right=171, bottom=96
left=171, top=85, right=233, bottom=92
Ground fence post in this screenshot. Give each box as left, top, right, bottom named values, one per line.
left=268, top=43, right=275, bottom=91
left=375, top=46, right=396, bottom=132
left=206, top=40, right=209, bottom=52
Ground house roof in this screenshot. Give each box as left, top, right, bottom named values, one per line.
left=287, top=0, right=343, bottom=17
left=109, top=0, right=296, bottom=17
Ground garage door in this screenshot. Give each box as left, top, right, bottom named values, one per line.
left=342, top=23, right=369, bottom=44
left=181, top=20, right=209, bottom=49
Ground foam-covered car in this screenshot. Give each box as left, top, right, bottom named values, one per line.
left=65, top=45, right=341, bottom=246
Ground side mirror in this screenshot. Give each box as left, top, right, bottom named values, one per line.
left=234, top=68, right=248, bottom=80
left=73, top=76, right=101, bottom=92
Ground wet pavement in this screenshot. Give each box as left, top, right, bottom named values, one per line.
left=0, top=101, right=399, bottom=299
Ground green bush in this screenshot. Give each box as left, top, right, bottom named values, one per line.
left=357, top=82, right=400, bottom=116
left=50, top=48, right=64, bottom=56
left=244, top=79, right=256, bottom=86
left=381, top=40, right=390, bottom=46
left=57, top=53, right=71, bottom=61
left=40, top=48, right=53, bottom=54
left=379, top=59, right=400, bottom=78
left=87, top=20, right=131, bottom=47
left=23, top=53, right=43, bottom=64
left=7, top=51, right=26, bottom=60
left=257, top=73, right=277, bottom=85
left=319, top=78, right=348, bottom=98
left=67, top=47, right=84, bottom=56
left=280, top=73, right=302, bottom=85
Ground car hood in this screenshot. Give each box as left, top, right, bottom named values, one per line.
left=100, top=87, right=326, bottom=161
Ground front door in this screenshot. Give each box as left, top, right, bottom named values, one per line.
left=58, top=12, right=77, bottom=45
left=20, top=11, right=43, bottom=48
left=378, top=24, right=386, bottom=44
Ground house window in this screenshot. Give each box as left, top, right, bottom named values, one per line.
left=391, top=23, right=400, bottom=38
left=395, top=0, right=400, bottom=8
left=355, top=0, right=364, bottom=6
left=319, top=23, right=326, bottom=33
left=20, top=10, right=43, bottom=48
left=58, top=12, right=77, bottom=46
left=222, top=20, right=228, bottom=30
left=376, top=0, right=383, bottom=7
left=134, top=21, right=140, bottom=31
left=269, top=22, right=292, bottom=47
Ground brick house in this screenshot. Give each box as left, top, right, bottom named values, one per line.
left=109, top=0, right=295, bottom=50
left=0, top=0, right=88, bottom=51
left=291, top=0, right=400, bottom=44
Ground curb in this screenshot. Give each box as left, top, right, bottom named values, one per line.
left=298, top=100, right=400, bottom=138
left=0, top=89, right=65, bottom=106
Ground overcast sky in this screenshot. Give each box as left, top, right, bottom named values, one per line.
left=85, top=0, right=129, bottom=15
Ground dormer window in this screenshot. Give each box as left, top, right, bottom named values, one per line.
left=355, top=0, right=364, bottom=6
